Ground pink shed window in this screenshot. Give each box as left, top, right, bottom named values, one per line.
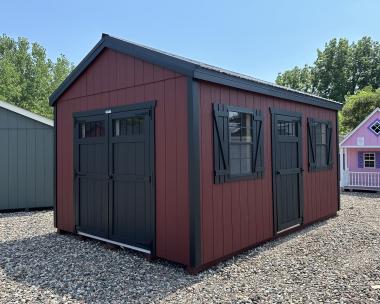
left=369, top=120, right=380, bottom=136
left=364, top=153, right=375, bottom=168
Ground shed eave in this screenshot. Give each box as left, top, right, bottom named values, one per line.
left=194, top=68, right=342, bottom=111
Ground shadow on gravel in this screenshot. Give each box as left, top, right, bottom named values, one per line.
left=0, top=232, right=203, bottom=302
left=0, top=215, right=335, bottom=302
left=0, top=209, right=52, bottom=219
left=341, top=190, right=380, bottom=199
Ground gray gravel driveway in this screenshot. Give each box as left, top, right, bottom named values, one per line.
left=1, top=192, right=379, bottom=303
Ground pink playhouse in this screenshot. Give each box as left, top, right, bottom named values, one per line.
left=340, top=108, right=380, bottom=191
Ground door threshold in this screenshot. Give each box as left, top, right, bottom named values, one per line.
left=77, top=231, right=151, bottom=254
left=277, top=223, right=301, bottom=234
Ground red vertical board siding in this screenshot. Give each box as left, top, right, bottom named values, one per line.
left=56, top=49, right=189, bottom=265
left=198, top=81, right=338, bottom=265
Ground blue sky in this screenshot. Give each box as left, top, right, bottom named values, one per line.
left=1, top=0, right=380, bottom=82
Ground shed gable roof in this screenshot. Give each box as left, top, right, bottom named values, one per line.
left=50, top=33, right=342, bottom=111
left=340, top=108, right=380, bottom=147
left=0, top=100, right=54, bottom=127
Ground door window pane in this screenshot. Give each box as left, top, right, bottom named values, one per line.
left=79, top=120, right=105, bottom=138
left=277, top=121, right=296, bottom=136
left=113, top=117, right=144, bottom=136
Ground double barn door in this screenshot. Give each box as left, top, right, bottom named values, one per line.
left=74, top=105, right=154, bottom=253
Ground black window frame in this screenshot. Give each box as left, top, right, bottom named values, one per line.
left=213, top=103, right=264, bottom=184
left=307, top=118, right=333, bottom=171
left=227, top=106, right=255, bottom=181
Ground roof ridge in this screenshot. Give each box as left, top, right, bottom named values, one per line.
left=49, top=33, right=342, bottom=111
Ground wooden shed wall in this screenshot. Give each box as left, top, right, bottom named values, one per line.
left=0, top=108, right=53, bottom=210
left=56, top=48, right=190, bottom=265
left=197, top=81, right=338, bottom=265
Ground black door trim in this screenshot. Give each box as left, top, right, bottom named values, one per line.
left=73, top=101, right=156, bottom=118
left=73, top=100, right=156, bottom=255
left=270, top=107, right=304, bottom=234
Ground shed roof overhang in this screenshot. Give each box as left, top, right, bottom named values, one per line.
left=49, top=34, right=342, bottom=111
left=0, top=100, right=54, bottom=127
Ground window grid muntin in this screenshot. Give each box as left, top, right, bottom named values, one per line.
left=364, top=152, right=375, bottom=168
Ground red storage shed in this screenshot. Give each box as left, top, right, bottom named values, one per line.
left=50, top=34, right=342, bottom=272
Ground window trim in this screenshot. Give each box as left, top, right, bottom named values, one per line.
left=363, top=152, right=376, bottom=168
left=308, top=118, right=333, bottom=172
left=369, top=119, right=380, bottom=136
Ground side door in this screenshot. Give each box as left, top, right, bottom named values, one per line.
left=272, top=110, right=303, bottom=233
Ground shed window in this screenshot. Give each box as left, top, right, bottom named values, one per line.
left=307, top=118, right=333, bottom=170
left=213, top=104, right=264, bottom=183
left=369, top=120, right=380, bottom=135
left=229, top=112, right=253, bottom=176
left=364, top=153, right=375, bottom=168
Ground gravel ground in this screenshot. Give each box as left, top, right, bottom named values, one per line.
left=0, top=192, right=379, bottom=303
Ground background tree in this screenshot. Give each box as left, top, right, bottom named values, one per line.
left=275, top=65, right=314, bottom=93
left=0, top=34, right=74, bottom=118
left=276, top=36, right=380, bottom=103
left=340, top=86, right=380, bottom=133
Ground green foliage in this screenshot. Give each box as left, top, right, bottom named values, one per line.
left=340, top=86, right=380, bottom=133
left=0, top=34, right=74, bottom=118
left=276, top=37, right=380, bottom=103
left=312, top=38, right=351, bottom=102
left=276, top=65, right=314, bottom=93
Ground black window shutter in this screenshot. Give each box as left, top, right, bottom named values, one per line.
left=326, top=122, right=333, bottom=167
left=213, top=104, right=229, bottom=184
left=307, top=118, right=316, bottom=170
left=252, top=110, right=264, bottom=177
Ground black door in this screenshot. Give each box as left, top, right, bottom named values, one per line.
left=75, top=115, right=109, bottom=238
left=74, top=105, right=154, bottom=253
left=271, top=110, right=303, bottom=233
left=108, top=110, right=153, bottom=251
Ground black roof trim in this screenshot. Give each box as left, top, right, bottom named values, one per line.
left=194, top=68, right=342, bottom=111
left=49, top=34, right=342, bottom=111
